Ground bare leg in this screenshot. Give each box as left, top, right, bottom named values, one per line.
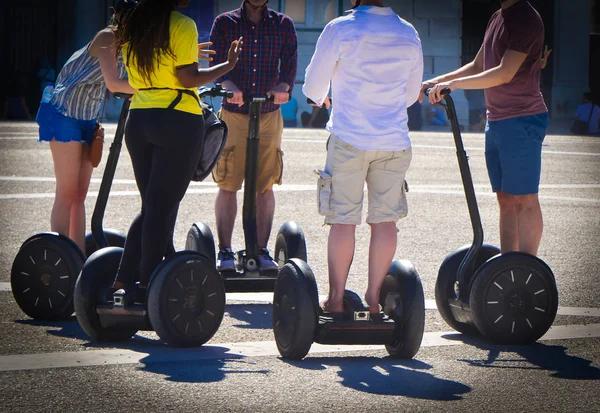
left=364, top=222, right=397, bottom=313
left=49, top=141, right=84, bottom=249
left=69, top=146, right=94, bottom=251
left=517, top=194, right=543, bottom=255
left=322, top=224, right=355, bottom=313
left=256, top=188, right=275, bottom=248
left=215, top=188, right=237, bottom=248
left=497, top=191, right=520, bottom=253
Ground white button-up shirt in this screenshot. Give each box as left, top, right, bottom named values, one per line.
left=303, top=6, right=423, bottom=151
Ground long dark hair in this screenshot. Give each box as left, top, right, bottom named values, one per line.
left=115, top=0, right=178, bottom=84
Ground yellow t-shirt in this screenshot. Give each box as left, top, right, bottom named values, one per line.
left=123, top=11, right=201, bottom=115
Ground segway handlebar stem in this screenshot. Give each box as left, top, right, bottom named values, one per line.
left=90, top=99, right=131, bottom=249
left=425, top=88, right=484, bottom=299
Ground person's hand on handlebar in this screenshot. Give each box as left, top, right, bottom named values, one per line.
left=221, top=81, right=244, bottom=107
left=309, top=96, right=331, bottom=110
left=267, top=83, right=290, bottom=105
left=419, top=80, right=437, bottom=103
left=427, top=81, right=455, bottom=104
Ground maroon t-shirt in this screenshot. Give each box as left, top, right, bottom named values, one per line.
left=483, top=0, right=547, bottom=121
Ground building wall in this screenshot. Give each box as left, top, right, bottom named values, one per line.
left=61, top=0, right=591, bottom=124
left=550, top=0, right=591, bottom=119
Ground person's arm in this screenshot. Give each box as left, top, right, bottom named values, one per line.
left=206, top=17, right=243, bottom=106
left=176, top=39, right=242, bottom=88
left=89, top=29, right=136, bottom=94
left=419, top=47, right=484, bottom=102
left=406, top=35, right=424, bottom=107
left=268, top=16, right=298, bottom=104
left=541, top=45, right=552, bottom=69
left=171, top=16, right=243, bottom=89
left=303, top=22, right=340, bottom=107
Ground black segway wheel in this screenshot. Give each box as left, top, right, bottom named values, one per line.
left=274, top=221, right=308, bottom=268
left=273, top=259, right=318, bottom=360
left=185, top=222, right=216, bottom=265
left=74, top=247, right=138, bottom=342
left=470, top=252, right=558, bottom=345
left=11, top=233, right=85, bottom=320
left=435, top=244, right=500, bottom=334
left=379, top=260, right=425, bottom=359
left=147, top=252, right=225, bottom=347
left=84, top=229, right=126, bottom=258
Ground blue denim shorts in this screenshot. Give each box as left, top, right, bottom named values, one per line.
left=36, top=103, right=96, bottom=145
left=485, top=113, right=549, bottom=195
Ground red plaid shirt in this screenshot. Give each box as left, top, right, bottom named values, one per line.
left=209, top=3, right=298, bottom=114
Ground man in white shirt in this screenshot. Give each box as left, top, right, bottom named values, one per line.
left=303, top=0, right=423, bottom=315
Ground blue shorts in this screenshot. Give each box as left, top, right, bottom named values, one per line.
left=36, top=103, right=96, bottom=145
left=485, top=113, right=548, bottom=195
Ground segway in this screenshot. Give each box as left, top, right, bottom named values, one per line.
left=272, top=258, right=425, bottom=360
left=186, top=94, right=307, bottom=293
left=73, top=86, right=231, bottom=347
left=429, top=89, right=558, bottom=344
left=10, top=96, right=133, bottom=320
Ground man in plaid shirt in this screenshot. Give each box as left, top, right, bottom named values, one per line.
left=209, top=0, right=298, bottom=272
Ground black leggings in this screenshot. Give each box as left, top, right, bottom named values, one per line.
left=115, top=108, right=205, bottom=287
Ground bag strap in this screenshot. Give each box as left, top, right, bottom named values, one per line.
left=138, top=87, right=200, bottom=110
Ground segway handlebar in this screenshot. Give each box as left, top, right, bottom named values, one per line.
left=425, top=87, right=484, bottom=299
left=306, top=97, right=332, bottom=108
left=243, top=94, right=277, bottom=103
left=199, top=84, right=234, bottom=99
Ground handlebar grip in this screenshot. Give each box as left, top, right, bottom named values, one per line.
left=113, top=92, right=133, bottom=99
left=243, top=94, right=276, bottom=103
left=424, top=88, right=451, bottom=97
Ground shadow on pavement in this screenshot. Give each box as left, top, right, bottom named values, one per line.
left=283, top=356, right=471, bottom=400
left=444, top=333, right=600, bottom=380
left=138, top=355, right=269, bottom=383
left=225, top=303, right=273, bottom=330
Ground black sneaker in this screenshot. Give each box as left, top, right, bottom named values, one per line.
left=217, top=247, right=236, bottom=272
left=257, top=248, right=278, bottom=272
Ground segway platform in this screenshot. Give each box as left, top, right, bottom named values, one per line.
left=273, top=258, right=425, bottom=360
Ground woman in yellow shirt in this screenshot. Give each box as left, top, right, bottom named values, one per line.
left=112, top=0, right=242, bottom=304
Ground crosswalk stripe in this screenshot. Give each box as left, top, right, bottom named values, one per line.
left=0, top=323, right=598, bottom=372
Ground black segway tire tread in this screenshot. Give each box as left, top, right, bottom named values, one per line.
left=185, top=222, right=217, bottom=265
left=382, top=260, right=425, bottom=359
left=274, top=222, right=308, bottom=268
left=147, top=252, right=225, bottom=348
left=470, top=252, right=558, bottom=345
left=435, top=244, right=500, bottom=334
left=84, top=229, right=126, bottom=258
left=74, top=247, right=138, bottom=342
left=273, top=259, right=318, bottom=360
left=11, top=233, right=85, bottom=320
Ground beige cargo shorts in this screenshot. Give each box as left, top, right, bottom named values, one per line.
left=316, top=134, right=412, bottom=225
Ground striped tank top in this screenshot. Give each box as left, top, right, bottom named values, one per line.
left=50, top=41, right=127, bottom=121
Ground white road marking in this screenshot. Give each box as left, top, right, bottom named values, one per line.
left=1, top=185, right=598, bottom=204
left=1, top=283, right=599, bottom=316
left=0, top=324, right=598, bottom=372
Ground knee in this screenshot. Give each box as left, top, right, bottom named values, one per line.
left=218, top=188, right=237, bottom=201
left=497, top=192, right=521, bottom=212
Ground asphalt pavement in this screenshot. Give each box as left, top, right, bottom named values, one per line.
left=0, top=121, right=598, bottom=412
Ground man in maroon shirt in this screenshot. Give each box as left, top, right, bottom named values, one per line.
left=209, top=0, right=298, bottom=272
left=422, top=0, right=548, bottom=256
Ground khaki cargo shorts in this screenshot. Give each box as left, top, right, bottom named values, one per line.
left=212, top=108, right=284, bottom=193
left=316, top=134, right=412, bottom=225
